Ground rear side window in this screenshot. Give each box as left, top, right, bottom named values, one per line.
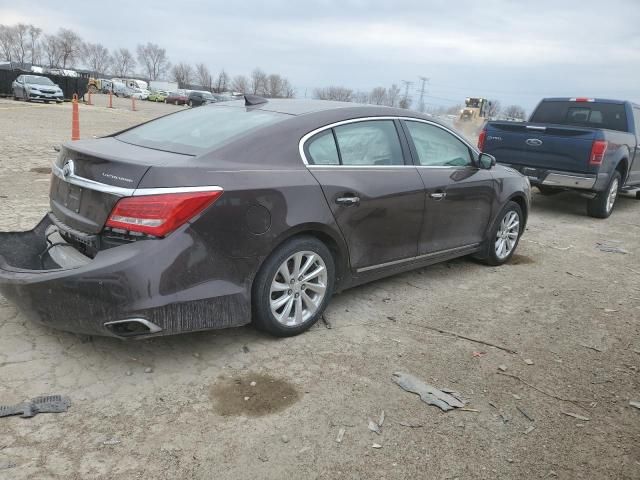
left=634, top=109, right=640, bottom=137
left=405, top=121, right=471, bottom=167
left=306, top=131, right=340, bottom=165
left=116, top=105, right=287, bottom=155
left=530, top=101, right=628, bottom=132
left=333, top=120, right=404, bottom=166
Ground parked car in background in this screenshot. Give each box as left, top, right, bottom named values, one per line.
left=12, top=75, right=64, bottom=103
left=148, top=90, right=169, bottom=102
left=0, top=97, right=530, bottom=339
left=480, top=98, right=640, bottom=218
left=111, top=81, right=128, bottom=97
left=165, top=90, right=188, bottom=105
left=187, top=90, right=217, bottom=107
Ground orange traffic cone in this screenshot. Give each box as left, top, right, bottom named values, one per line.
left=71, top=94, right=80, bottom=141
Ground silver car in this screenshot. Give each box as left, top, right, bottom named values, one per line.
left=12, top=75, right=64, bottom=103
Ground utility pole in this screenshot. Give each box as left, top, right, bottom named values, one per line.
left=401, top=80, right=413, bottom=109
left=418, top=76, right=429, bottom=113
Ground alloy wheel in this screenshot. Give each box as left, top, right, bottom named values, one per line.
left=269, top=251, right=327, bottom=326
left=495, top=210, right=520, bottom=260
left=606, top=178, right=619, bottom=213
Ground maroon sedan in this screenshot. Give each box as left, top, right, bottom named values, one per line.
left=165, top=90, right=188, bottom=105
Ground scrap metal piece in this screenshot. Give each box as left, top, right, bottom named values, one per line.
left=0, top=395, right=71, bottom=419
left=392, top=372, right=465, bottom=412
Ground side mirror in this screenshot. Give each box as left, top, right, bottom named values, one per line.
left=479, top=152, right=496, bottom=169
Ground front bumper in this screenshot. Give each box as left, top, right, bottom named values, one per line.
left=28, top=92, right=63, bottom=101
left=0, top=215, right=253, bottom=338
left=498, top=163, right=607, bottom=191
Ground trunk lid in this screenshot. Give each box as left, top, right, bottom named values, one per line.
left=483, top=122, right=598, bottom=174
left=50, top=138, right=191, bottom=234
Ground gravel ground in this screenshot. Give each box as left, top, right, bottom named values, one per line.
left=0, top=96, right=639, bottom=480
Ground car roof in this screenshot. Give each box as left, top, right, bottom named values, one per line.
left=212, top=98, right=438, bottom=123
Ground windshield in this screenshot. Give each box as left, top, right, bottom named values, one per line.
left=25, top=76, right=55, bottom=86
left=116, top=105, right=288, bottom=155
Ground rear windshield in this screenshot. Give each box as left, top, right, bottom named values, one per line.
left=116, top=105, right=288, bottom=155
left=530, top=101, right=628, bottom=132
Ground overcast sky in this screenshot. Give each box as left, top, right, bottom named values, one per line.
left=1, top=0, right=639, bottom=112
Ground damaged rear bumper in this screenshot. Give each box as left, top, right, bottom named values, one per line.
left=0, top=215, right=253, bottom=338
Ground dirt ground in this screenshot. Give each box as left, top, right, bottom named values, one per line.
left=0, top=96, right=639, bottom=480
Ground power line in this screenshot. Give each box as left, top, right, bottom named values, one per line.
left=401, top=80, right=413, bottom=105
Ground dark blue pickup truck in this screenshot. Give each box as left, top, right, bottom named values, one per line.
left=479, top=98, right=640, bottom=217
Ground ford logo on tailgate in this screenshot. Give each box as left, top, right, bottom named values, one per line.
left=525, top=138, right=543, bottom=147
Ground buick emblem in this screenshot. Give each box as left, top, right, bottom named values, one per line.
left=525, top=138, right=543, bottom=147
left=62, top=159, right=74, bottom=178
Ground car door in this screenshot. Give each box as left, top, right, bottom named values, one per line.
left=303, top=119, right=425, bottom=272
left=402, top=119, right=496, bottom=254
left=14, top=76, right=24, bottom=96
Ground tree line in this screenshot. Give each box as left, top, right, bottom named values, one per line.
left=0, top=23, right=294, bottom=97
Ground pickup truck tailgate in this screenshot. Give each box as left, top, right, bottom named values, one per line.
left=484, top=123, right=598, bottom=174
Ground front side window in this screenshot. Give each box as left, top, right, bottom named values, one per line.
left=405, top=121, right=472, bottom=167
left=333, top=120, right=404, bottom=166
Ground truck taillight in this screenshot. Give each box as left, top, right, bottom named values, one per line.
left=589, top=140, right=608, bottom=166
left=477, top=128, right=487, bottom=151
left=105, top=190, right=223, bottom=237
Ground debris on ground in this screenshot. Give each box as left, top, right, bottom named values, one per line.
left=321, top=315, right=332, bottom=329
left=524, top=359, right=534, bottom=365
left=103, top=438, right=121, bottom=446
left=242, top=345, right=250, bottom=353
left=125, top=370, right=133, bottom=376
left=368, top=419, right=381, bottom=434
left=0, top=395, right=71, bottom=419
left=517, top=406, right=534, bottom=422
left=398, top=421, right=424, bottom=428
left=629, top=400, right=640, bottom=410
left=250, top=381, right=257, bottom=387
left=472, top=351, right=486, bottom=358
left=0, top=461, right=17, bottom=470
left=335, top=428, right=345, bottom=443
left=144, top=367, right=153, bottom=374
left=498, top=365, right=508, bottom=372
left=524, top=425, right=535, bottom=435
left=281, top=435, right=289, bottom=443
left=371, top=443, right=382, bottom=449
left=580, top=344, right=603, bottom=353
left=392, top=372, right=465, bottom=412
left=561, top=412, right=590, bottom=421
left=595, top=242, right=629, bottom=254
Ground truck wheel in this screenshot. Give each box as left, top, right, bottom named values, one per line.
left=587, top=171, right=621, bottom=219
left=252, top=236, right=335, bottom=337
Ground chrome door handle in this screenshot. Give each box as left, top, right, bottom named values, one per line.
left=335, top=196, right=360, bottom=205
left=429, top=192, right=447, bottom=200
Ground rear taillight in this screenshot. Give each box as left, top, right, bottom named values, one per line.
left=589, top=140, right=608, bottom=166
left=477, top=128, right=487, bottom=151
left=105, top=190, right=223, bottom=237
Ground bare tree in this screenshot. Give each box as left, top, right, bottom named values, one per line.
left=0, top=24, right=16, bottom=62
left=399, top=96, right=413, bottom=109
left=503, top=104, right=527, bottom=120
left=231, top=74, right=249, bottom=93
left=262, top=73, right=294, bottom=98
left=83, top=43, right=111, bottom=75
left=12, top=24, right=29, bottom=64
left=56, top=28, right=83, bottom=68
left=353, top=91, right=369, bottom=104
left=28, top=25, right=42, bottom=64
left=195, top=63, right=212, bottom=90
left=42, top=34, right=62, bottom=68
left=313, top=86, right=353, bottom=102
left=368, top=86, right=387, bottom=105
left=487, top=99, right=501, bottom=118
left=136, top=43, right=170, bottom=81
left=171, top=62, right=193, bottom=88
left=214, top=70, right=229, bottom=93
left=386, top=84, right=401, bottom=107
left=112, top=47, right=136, bottom=77
left=250, top=68, right=267, bottom=95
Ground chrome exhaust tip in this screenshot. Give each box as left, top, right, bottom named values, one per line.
left=104, top=318, right=162, bottom=337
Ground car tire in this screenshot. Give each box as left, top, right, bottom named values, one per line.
left=587, top=171, right=621, bottom=219
left=252, top=236, right=335, bottom=337
left=478, top=201, right=524, bottom=266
